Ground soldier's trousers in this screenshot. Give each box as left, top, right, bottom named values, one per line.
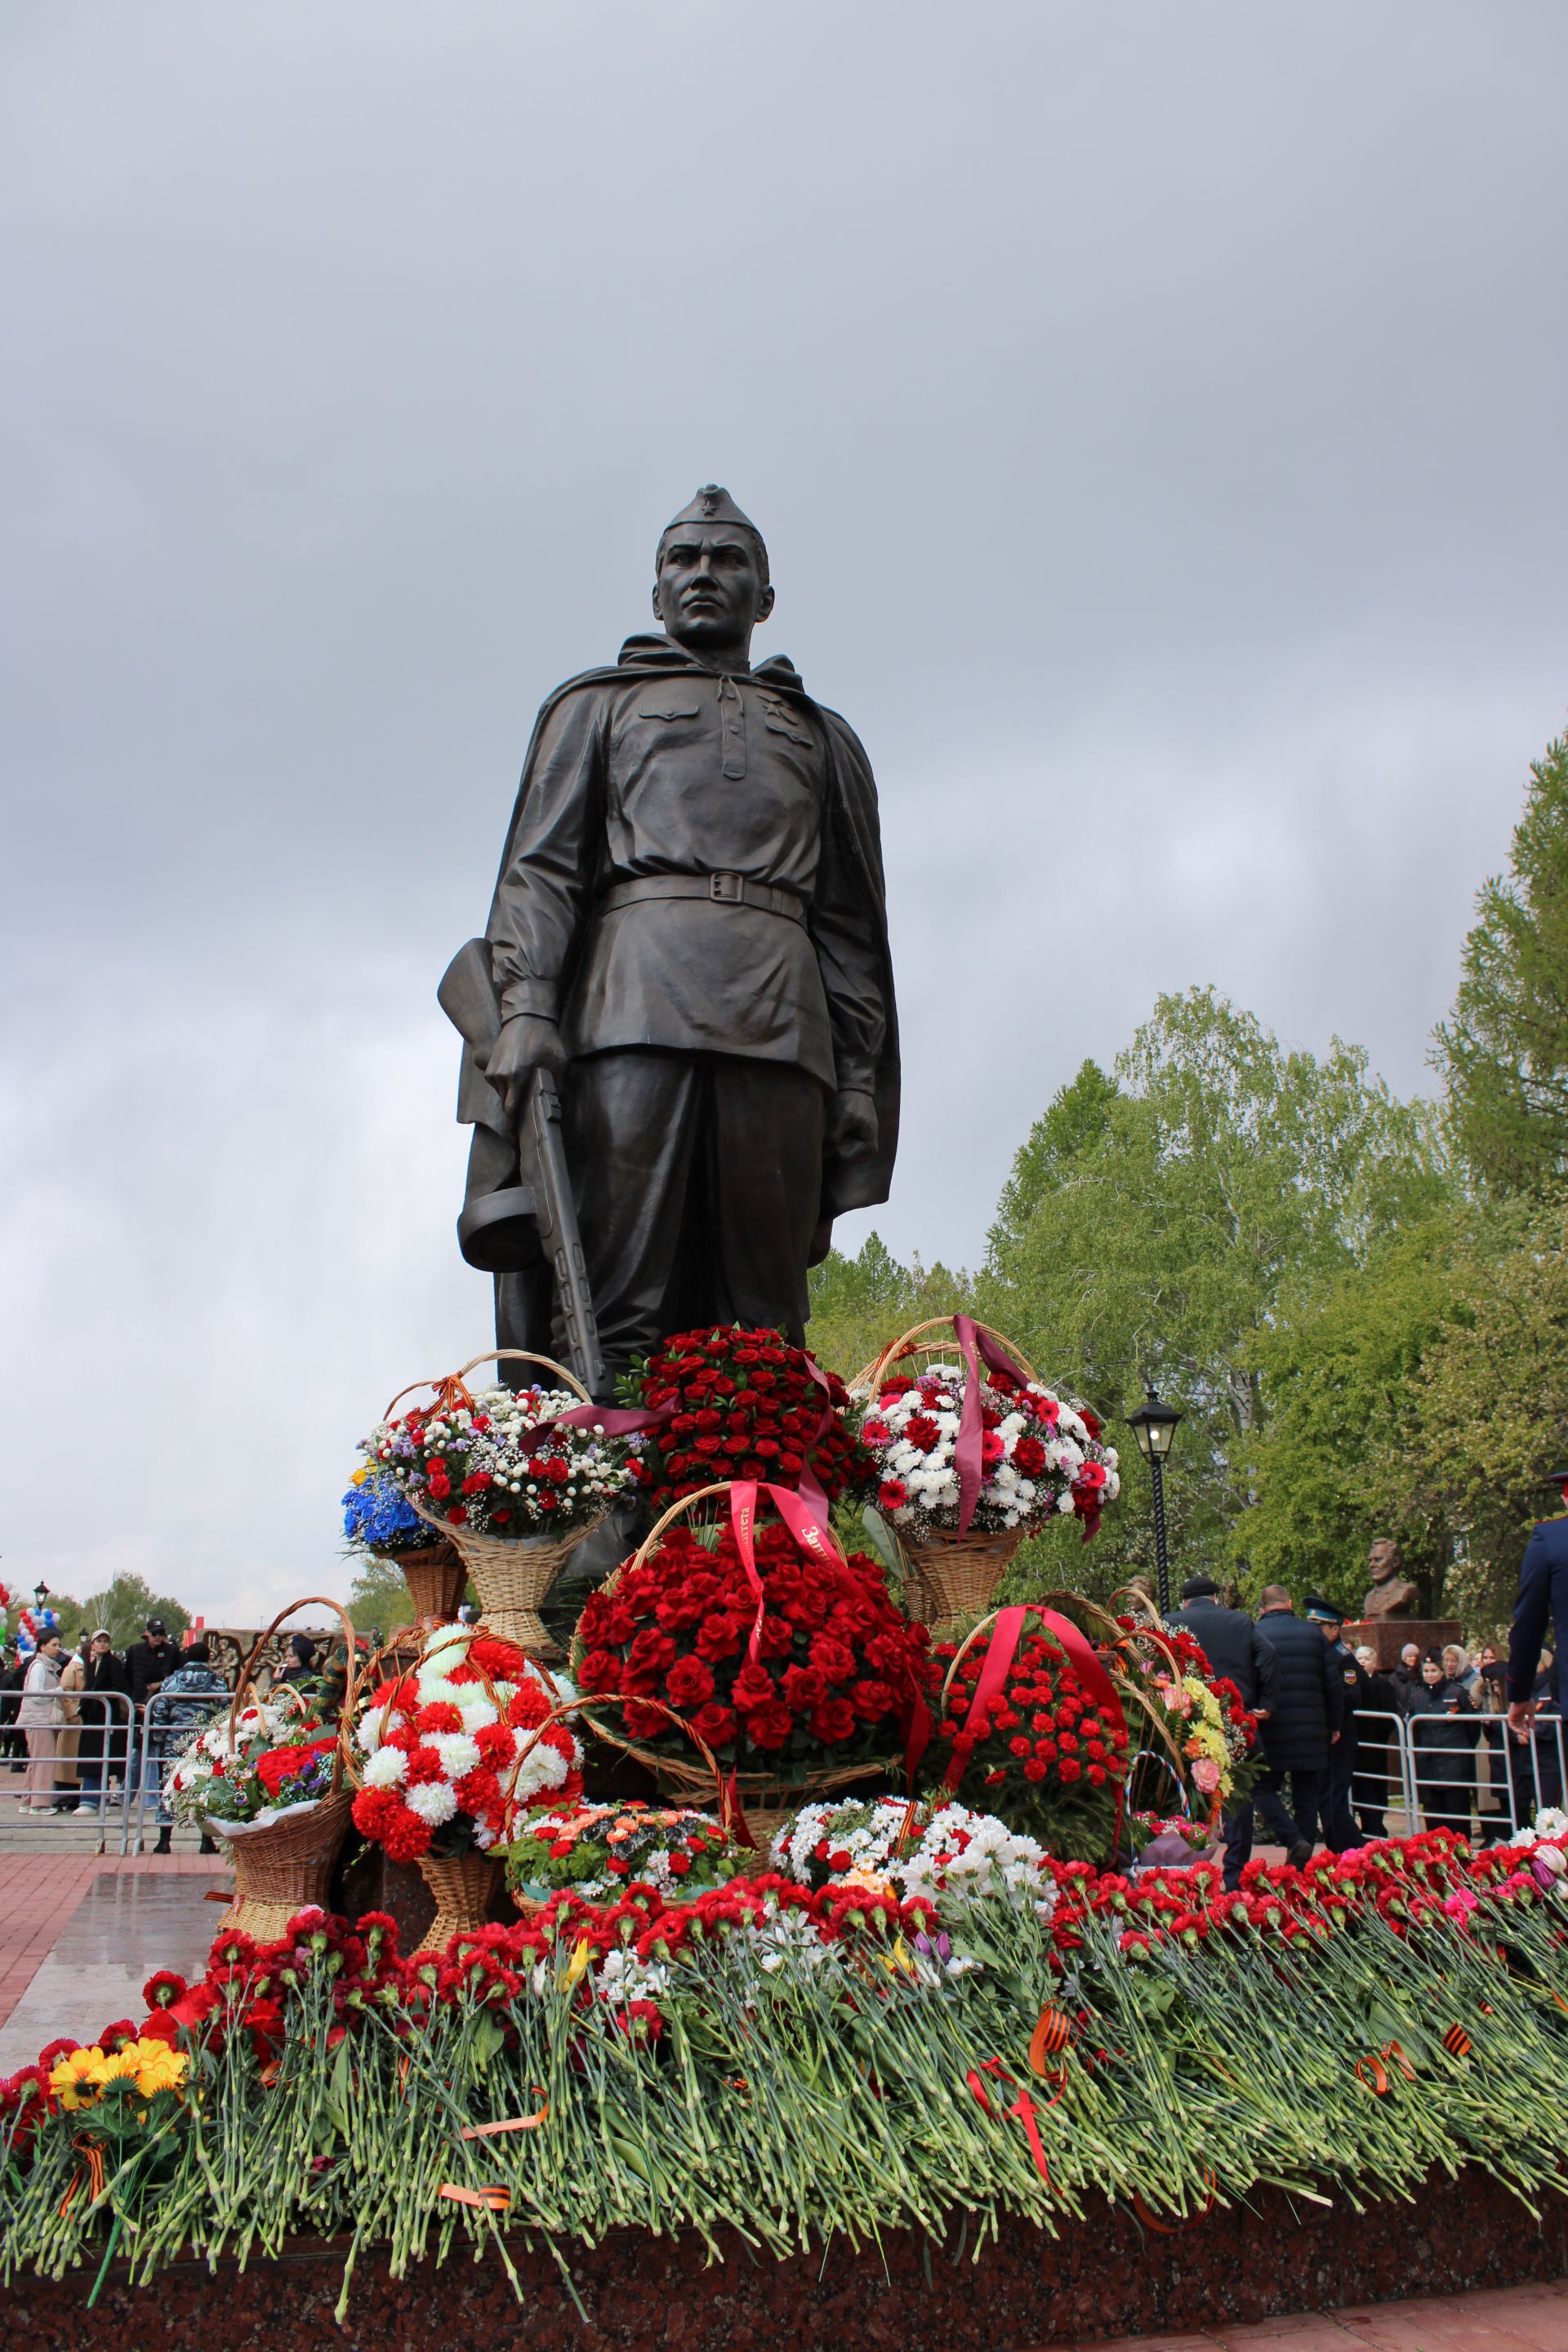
left=564, top=1048, right=826, bottom=1382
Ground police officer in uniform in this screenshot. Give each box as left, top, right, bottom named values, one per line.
left=1304, top=1594, right=1370, bottom=1851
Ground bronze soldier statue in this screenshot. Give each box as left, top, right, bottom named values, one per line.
left=440, top=488, right=899, bottom=1394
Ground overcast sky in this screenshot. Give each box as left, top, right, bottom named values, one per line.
left=2, top=3, right=1564, bottom=1628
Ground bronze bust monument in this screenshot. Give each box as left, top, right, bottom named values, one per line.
left=440, top=488, right=899, bottom=1394
left=1362, top=1537, right=1421, bottom=1619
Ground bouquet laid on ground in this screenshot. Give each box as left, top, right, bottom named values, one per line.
left=574, top=1504, right=931, bottom=1783
left=341, top=1468, right=430, bottom=1557
left=501, top=1802, right=746, bottom=1905
left=13, top=1826, right=1568, bottom=2306
left=359, top=1380, right=648, bottom=1538
left=770, top=1793, right=1055, bottom=1919
left=350, top=1628, right=582, bottom=1863
left=630, top=1325, right=871, bottom=1509
left=167, top=1701, right=340, bottom=1835
left=859, top=1359, right=1120, bottom=1537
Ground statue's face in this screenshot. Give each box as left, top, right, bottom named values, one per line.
left=1368, top=1538, right=1403, bottom=1583
left=653, top=523, right=774, bottom=657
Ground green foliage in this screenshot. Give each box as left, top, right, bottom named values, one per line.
left=1435, top=731, right=1568, bottom=1196
left=60, top=1573, right=192, bottom=1655
left=345, top=1552, right=421, bottom=1642
left=1380, top=1192, right=1568, bottom=1633
left=806, top=1230, right=972, bottom=1388
left=1240, top=1217, right=1468, bottom=1612
left=978, top=987, right=1449, bottom=1587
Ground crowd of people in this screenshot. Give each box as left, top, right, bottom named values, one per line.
left=0, top=1618, right=338, bottom=1852
left=1175, top=1575, right=1558, bottom=1890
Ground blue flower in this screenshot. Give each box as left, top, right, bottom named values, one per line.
left=342, top=1472, right=423, bottom=1550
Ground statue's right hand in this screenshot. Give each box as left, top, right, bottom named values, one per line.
left=484, top=1013, right=568, bottom=1121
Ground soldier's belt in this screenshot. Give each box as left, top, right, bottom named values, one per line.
left=598, top=873, right=807, bottom=925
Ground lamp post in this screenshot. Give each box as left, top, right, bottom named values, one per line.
left=1125, top=1385, right=1183, bottom=1617
left=32, top=1579, right=50, bottom=1615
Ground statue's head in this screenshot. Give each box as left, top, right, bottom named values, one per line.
left=1367, top=1537, right=1404, bottom=1584
left=653, top=485, right=774, bottom=662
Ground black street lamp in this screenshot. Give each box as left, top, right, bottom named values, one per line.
left=1125, top=1386, right=1183, bottom=1616
left=32, top=1579, right=50, bottom=1615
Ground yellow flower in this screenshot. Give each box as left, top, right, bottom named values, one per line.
left=50, top=2047, right=110, bottom=2109
left=350, top=1467, right=372, bottom=1486
left=561, top=1938, right=592, bottom=1991
left=126, top=2039, right=188, bottom=2098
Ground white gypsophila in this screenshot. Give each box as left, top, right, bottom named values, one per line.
left=404, top=1780, right=459, bottom=1827
left=361, top=1746, right=409, bottom=1789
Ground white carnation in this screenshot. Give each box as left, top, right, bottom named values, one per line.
left=362, top=1746, right=409, bottom=1789
left=430, top=1732, right=483, bottom=1780
left=404, top=1780, right=458, bottom=1826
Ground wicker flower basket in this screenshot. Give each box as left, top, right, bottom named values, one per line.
left=204, top=1596, right=360, bottom=1941
left=399, top=1350, right=608, bottom=1659
left=901, top=1522, right=1028, bottom=1633
left=417, top=1851, right=505, bottom=1953
left=572, top=1483, right=890, bottom=1851
left=396, top=1543, right=468, bottom=1628
left=853, top=1316, right=1043, bottom=1633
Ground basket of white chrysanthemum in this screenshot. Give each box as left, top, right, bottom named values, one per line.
left=360, top=1352, right=651, bottom=1657
left=769, top=1792, right=1056, bottom=1924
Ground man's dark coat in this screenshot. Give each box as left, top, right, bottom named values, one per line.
left=1253, top=1610, right=1345, bottom=1771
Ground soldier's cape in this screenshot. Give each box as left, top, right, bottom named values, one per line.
left=439, top=633, right=901, bottom=1230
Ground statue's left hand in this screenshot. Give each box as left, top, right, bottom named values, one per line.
left=826, top=1088, right=879, bottom=1161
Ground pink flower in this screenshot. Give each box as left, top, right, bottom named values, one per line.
left=1190, top=1757, right=1222, bottom=1794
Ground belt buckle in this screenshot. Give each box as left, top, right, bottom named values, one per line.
left=709, top=871, right=743, bottom=904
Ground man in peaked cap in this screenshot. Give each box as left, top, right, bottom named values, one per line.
left=440, top=488, right=898, bottom=1389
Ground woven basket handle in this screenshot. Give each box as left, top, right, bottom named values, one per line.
left=547, top=1688, right=737, bottom=1837
left=456, top=1349, right=593, bottom=1404
left=229, top=1596, right=360, bottom=1796
left=853, top=1316, right=1040, bottom=1399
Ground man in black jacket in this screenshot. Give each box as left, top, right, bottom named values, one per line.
left=1253, top=1586, right=1345, bottom=1868
left=1304, top=1595, right=1371, bottom=1851
left=1178, top=1576, right=1281, bottom=1891
left=123, top=1618, right=175, bottom=1812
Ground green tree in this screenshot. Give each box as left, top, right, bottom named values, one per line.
left=981, top=988, right=1448, bottom=1592
left=806, top=1231, right=972, bottom=1389
left=1240, top=1216, right=1468, bottom=1613
left=345, top=1552, right=421, bottom=1642
left=64, top=1573, right=192, bottom=1655
left=1435, top=730, right=1568, bottom=1196
left=1378, top=1193, right=1568, bottom=1633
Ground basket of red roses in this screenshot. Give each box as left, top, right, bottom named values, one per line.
left=572, top=1482, right=932, bottom=1848
left=363, top=1351, right=650, bottom=1657
left=854, top=1316, right=1120, bottom=1631
left=173, top=1598, right=360, bottom=1942
left=630, top=1325, right=871, bottom=1512
left=350, top=1624, right=584, bottom=1951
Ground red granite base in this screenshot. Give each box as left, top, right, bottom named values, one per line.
left=7, top=2167, right=1565, bottom=2350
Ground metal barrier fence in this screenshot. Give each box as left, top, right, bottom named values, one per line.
left=0, top=1687, right=238, bottom=1854
left=0, top=1688, right=139, bottom=1853
left=129, top=1691, right=233, bottom=1853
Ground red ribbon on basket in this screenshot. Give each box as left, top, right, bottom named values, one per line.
left=951, top=1314, right=1032, bottom=1535
left=942, top=1601, right=1128, bottom=1852
left=729, top=1481, right=848, bottom=1667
